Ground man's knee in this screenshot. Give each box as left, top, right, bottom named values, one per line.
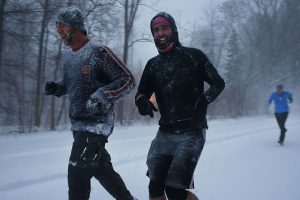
left=149, top=180, right=165, bottom=198
left=165, top=186, right=188, bottom=200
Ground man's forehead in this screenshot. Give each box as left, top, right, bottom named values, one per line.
left=153, top=23, right=170, bottom=29
left=151, top=16, right=171, bottom=29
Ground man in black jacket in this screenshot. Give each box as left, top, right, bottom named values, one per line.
left=44, top=6, right=136, bottom=200
left=135, top=12, right=225, bottom=200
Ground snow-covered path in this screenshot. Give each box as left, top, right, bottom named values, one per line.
left=0, top=114, right=299, bottom=200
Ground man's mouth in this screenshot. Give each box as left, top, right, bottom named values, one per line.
left=59, top=33, right=71, bottom=45
left=61, top=35, right=67, bottom=40
left=158, top=37, right=168, bottom=44
left=59, top=33, right=67, bottom=40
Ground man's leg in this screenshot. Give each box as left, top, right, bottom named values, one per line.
left=147, top=157, right=172, bottom=200
left=68, top=165, right=92, bottom=200
left=150, top=197, right=166, bottom=200
left=280, top=112, right=289, bottom=142
left=147, top=131, right=173, bottom=200
left=148, top=180, right=167, bottom=200
left=68, top=132, right=92, bottom=200
left=165, top=186, right=188, bottom=200
left=93, top=149, right=134, bottom=200
left=166, top=131, right=205, bottom=189
left=165, top=186, right=200, bottom=200
left=163, top=130, right=205, bottom=200
left=186, top=191, right=200, bottom=200
left=275, top=113, right=288, bottom=143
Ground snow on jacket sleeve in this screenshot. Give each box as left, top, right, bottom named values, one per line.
left=201, top=54, right=225, bottom=103
left=90, top=46, right=135, bottom=104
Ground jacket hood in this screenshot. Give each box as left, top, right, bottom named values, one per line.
left=150, top=12, right=181, bottom=47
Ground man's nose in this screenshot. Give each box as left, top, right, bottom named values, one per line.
left=157, top=29, right=165, bottom=36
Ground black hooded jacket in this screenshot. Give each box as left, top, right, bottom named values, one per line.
left=136, top=13, right=225, bottom=131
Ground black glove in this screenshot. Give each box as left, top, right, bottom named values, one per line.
left=77, top=134, right=107, bottom=168
left=135, top=95, right=158, bottom=118
left=86, top=98, right=103, bottom=113
left=43, top=82, right=57, bottom=95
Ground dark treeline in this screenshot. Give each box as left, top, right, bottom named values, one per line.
left=0, top=0, right=299, bottom=133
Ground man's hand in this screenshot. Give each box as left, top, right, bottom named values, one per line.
left=43, top=82, right=57, bottom=95
left=194, top=95, right=209, bottom=118
left=86, top=98, right=102, bottom=113
left=135, top=95, right=158, bottom=118
left=77, top=134, right=107, bottom=168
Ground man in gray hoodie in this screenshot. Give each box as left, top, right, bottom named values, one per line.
left=44, top=6, right=136, bottom=200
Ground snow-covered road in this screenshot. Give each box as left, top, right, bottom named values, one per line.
left=1, top=114, right=299, bottom=200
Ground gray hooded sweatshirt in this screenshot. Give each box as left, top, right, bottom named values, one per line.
left=53, top=41, right=135, bottom=136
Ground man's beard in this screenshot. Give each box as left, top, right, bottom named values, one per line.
left=64, top=29, right=76, bottom=46
left=154, top=35, right=174, bottom=52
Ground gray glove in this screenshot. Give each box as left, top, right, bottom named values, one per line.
left=86, top=98, right=103, bottom=113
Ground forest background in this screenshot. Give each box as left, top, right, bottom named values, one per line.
left=0, top=0, right=299, bottom=133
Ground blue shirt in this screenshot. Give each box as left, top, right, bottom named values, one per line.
left=268, top=91, right=293, bottom=113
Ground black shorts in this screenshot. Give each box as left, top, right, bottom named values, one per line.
left=146, top=129, right=206, bottom=189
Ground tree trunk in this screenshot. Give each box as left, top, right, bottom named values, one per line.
left=50, top=40, right=62, bottom=130
left=117, top=0, right=141, bottom=125
left=0, top=0, right=6, bottom=77
left=34, top=0, right=49, bottom=127
left=40, top=27, right=49, bottom=120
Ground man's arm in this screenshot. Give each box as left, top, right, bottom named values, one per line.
left=135, top=60, right=155, bottom=101
left=135, top=60, right=158, bottom=117
left=90, top=46, right=135, bottom=104
left=202, top=59, right=225, bottom=103
left=268, top=93, right=274, bottom=105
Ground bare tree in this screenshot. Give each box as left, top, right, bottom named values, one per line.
left=113, top=0, right=142, bottom=125
left=34, top=0, right=50, bottom=127
left=119, top=0, right=142, bottom=64
left=0, top=0, right=7, bottom=76
left=216, top=0, right=300, bottom=116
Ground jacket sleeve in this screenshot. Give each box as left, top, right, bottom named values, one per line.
left=268, top=93, right=274, bottom=105
left=91, top=46, right=135, bottom=104
left=201, top=55, right=225, bottom=103
left=135, top=60, right=154, bottom=101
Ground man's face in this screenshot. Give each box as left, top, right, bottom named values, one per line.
left=152, top=23, right=173, bottom=46
left=56, top=22, right=73, bottom=45
left=277, top=86, right=283, bottom=94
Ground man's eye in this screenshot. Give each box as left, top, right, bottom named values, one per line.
left=56, top=22, right=63, bottom=27
left=153, top=28, right=159, bottom=32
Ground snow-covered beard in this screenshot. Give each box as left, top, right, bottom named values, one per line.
left=64, top=29, right=76, bottom=46
left=154, top=34, right=174, bottom=53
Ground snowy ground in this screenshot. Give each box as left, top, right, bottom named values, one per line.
left=0, top=114, right=300, bottom=200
